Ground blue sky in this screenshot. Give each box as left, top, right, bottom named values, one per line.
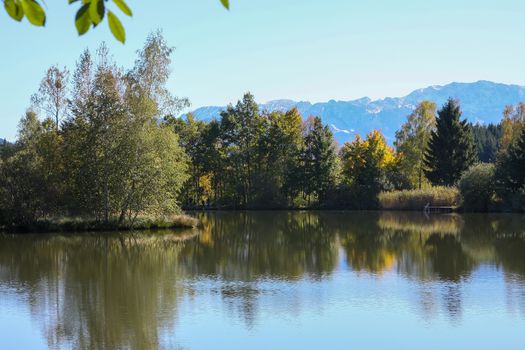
left=1, top=0, right=524, bottom=140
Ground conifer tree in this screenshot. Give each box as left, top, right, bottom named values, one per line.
left=424, top=99, right=476, bottom=186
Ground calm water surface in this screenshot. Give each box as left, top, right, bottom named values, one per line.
left=1, top=211, right=525, bottom=350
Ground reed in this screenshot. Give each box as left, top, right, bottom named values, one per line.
left=378, top=187, right=460, bottom=211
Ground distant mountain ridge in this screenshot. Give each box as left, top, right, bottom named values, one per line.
left=188, top=81, right=525, bottom=144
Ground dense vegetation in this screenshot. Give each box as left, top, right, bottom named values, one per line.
left=1, top=34, right=525, bottom=232
left=0, top=32, right=192, bottom=230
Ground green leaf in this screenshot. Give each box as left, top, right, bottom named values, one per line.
left=89, top=0, right=105, bottom=26
left=107, top=10, right=125, bottom=43
left=68, top=0, right=79, bottom=4
left=112, top=0, right=132, bottom=16
left=20, top=0, right=45, bottom=26
left=4, top=0, right=24, bottom=21
left=75, top=4, right=91, bottom=35
left=220, top=0, right=229, bottom=10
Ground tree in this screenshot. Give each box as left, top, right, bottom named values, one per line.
left=471, top=123, right=502, bottom=163
left=424, top=99, right=476, bottom=186
left=500, top=103, right=525, bottom=152
left=395, top=101, right=436, bottom=189
left=127, top=30, right=190, bottom=118
left=259, top=108, right=304, bottom=205
left=62, top=35, right=189, bottom=224
left=0, top=111, right=63, bottom=225
left=2, top=0, right=230, bottom=43
left=220, top=93, right=264, bottom=207
left=301, top=116, right=338, bottom=203
left=31, top=65, right=69, bottom=131
left=166, top=113, right=208, bottom=207
left=495, top=128, right=525, bottom=195
left=459, top=163, right=496, bottom=212
left=340, top=130, right=398, bottom=207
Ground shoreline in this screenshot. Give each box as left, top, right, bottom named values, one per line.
left=4, top=209, right=523, bottom=234
left=1, top=214, right=200, bottom=234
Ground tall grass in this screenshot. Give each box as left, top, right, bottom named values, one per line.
left=378, top=186, right=460, bottom=211
left=5, top=214, right=199, bottom=233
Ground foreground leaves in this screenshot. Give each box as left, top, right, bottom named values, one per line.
left=3, top=0, right=231, bottom=43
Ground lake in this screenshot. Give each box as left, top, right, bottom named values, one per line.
left=1, top=211, right=524, bottom=350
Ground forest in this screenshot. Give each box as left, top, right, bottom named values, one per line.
left=1, top=33, right=524, bottom=230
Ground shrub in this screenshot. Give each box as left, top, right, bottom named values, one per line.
left=459, top=163, right=496, bottom=212
left=378, top=186, right=460, bottom=211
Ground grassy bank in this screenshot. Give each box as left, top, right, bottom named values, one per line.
left=378, top=187, right=460, bottom=211
left=2, top=214, right=199, bottom=234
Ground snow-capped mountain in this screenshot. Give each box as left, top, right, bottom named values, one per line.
left=188, top=81, right=525, bottom=144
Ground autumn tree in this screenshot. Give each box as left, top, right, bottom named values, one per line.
left=340, top=130, right=397, bottom=207
left=500, top=103, right=525, bottom=152
left=424, top=99, right=476, bottom=186
left=395, top=101, right=436, bottom=189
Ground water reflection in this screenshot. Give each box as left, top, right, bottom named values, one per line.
left=0, top=212, right=525, bottom=349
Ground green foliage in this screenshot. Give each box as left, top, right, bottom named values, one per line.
left=20, top=0, right=45, bottom=25
left=219, top=93, right=265, bottom=206
left=424, top=99, right=477, bottom=186
left=471, top=123, right=502, bottom=163
left=378, top=187, right=460, bottom=211
left=168, top=104, right=338, bottom=209
left=395, top=101, right=436, bottom=189
left=0, top=112, right=63, bottom=224
left=459, top=163, right=496, bottom=212
left=495, top=127, right=525, bottom=198
left=301, top=116, right=338, bottom=203
left=107, top=10, right=125, bottom=43
left=0, top=33, right=189, bottom=228
left=2, top=0, right=230, bottom=43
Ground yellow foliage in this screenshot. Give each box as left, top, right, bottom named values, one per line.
left=198, top=173, right=213, bottom=202
left=500, top=103, right=525, bottom=151
left=341, top=130, right=397, bottom=184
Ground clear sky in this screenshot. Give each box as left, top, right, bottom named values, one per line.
left=1, top=0, right=524, bottom=140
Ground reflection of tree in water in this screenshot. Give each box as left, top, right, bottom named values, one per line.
left=424, top=234, right=473, bottom=282
left=0, top=231, right=195, bottom=350
left=180, top=211, right=341, bottom=326
left=2, top=212, right=525, bottom=344
left=183, top=211, right=340, bottom=280
left=338, top=212, right=398, bottom=274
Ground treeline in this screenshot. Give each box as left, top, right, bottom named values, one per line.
left=171, top=95, right=525, bottom=211
left=1, top=33, right=525, bottom=229
left=0, top=32, right=190, bottom=228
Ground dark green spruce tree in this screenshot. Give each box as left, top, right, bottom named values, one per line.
left=471, top=123, right=502, bottom=163
left=424, top=99, right=476, bottom=186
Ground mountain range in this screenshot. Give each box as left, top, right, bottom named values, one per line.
left=188, top=81, right=525, bottom=144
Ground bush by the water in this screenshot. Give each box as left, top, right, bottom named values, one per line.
left=459, top=163, right=496, bottom=212
left=378, top=187, right=460, bottom=210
